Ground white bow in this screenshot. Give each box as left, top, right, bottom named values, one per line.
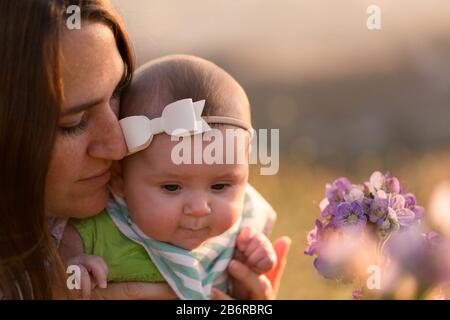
left=119, top=98, right=211, bottom=155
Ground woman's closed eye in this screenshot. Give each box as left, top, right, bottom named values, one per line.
left=59, top=114, right=89, bottom=136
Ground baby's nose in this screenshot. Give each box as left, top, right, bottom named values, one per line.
left=183, top=199, right=212, bottom=217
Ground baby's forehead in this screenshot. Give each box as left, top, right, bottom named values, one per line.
left=134, top=129, right=249, bottom=177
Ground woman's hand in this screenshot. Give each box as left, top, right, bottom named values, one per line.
left=91, top=282, right=177, bottom=300
left=212, top=236, right=291, bottom=300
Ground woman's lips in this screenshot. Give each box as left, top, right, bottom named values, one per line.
left=79, top=169, right=111, bottom=186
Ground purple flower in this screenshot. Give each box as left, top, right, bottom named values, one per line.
left=385, top=174, right=401, bottom=194
left=311, top=230, right=364, bottom=281
left=306, top=171, right=427, bottom=286
left=343, top=187, right=365, bottom=203
left=332, top=202, right=367, bottom=233
left=319, top=198, right=334, bottom=218
left=404, top=193, right=425, bottom=221
left=305, top=219, right=323, bottom=256
left=404, top=193, right=416, bottom=209
left=367, top=171, right=402, bottom=195
left=388, top=194, right=415, bottom=227
left=387, top=228, right=450, bottom=288
left=320, top=177, right=353, bottom=218
left=313, top=256, right=345, bottom=280
left=368, top=198, right=389, bottom=223
left=325, top=177, right=352, bottom=206
left=377, top=208, right=400, bottom=237
left=368, top=171, right=385, bottom=192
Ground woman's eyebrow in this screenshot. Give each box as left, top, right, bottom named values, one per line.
left=62, top=97, right=104, bottom=116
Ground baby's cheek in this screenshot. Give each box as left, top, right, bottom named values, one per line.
left=133, top=208, right=175, bottom=241
left=213, top=201, right=243, bottom=235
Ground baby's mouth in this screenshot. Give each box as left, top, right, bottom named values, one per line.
left=179, top=217, right=210, bottom=231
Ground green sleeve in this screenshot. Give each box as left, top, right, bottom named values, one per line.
left=69, top=210, right=164, bottom=283
left=69, top=211, right=102, bottom=255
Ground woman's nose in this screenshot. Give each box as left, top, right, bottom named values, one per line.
left=87, top=105, right=127, bottom=160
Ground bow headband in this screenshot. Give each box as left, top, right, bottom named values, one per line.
left=119, top=98, right=253, bottom=155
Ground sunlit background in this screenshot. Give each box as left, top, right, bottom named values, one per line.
left=111, top=0, right=450, bottom=299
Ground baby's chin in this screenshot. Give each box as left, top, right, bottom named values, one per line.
left=170, top=226, right=228, bottom=250
left=170, top=229, right=211, bottom=250
left=169, top=238, right=207, bottom=251
left=174, top=240, right=206, bottom=251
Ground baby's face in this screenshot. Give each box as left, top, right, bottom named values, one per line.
left=120, top=127, right=250, bottom=250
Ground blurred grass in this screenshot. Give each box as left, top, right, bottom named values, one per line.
left=248, top=149, right=450, bottom=299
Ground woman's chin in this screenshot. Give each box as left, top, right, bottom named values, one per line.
left=68, top=187, right=110, bottom=219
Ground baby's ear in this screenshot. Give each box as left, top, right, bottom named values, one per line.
left=110, top=161, right=125, bottom=198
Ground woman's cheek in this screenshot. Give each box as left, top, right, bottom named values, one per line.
left=45, top=137, right=87, bottom=217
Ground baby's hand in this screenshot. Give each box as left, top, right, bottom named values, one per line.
left=235, top=227, right=277, bottom=274
left=66, top=254, right=108, bottom=299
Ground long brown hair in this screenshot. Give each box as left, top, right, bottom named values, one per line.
left=0, top=0, right=134, bottom=299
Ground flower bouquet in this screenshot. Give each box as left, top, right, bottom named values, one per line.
left=305, top=171, right=427, bottom=297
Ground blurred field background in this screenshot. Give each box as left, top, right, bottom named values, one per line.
left=111, top=0, right=450, bottom=299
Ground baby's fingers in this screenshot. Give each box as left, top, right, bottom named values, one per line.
left=77, top=265, right=92, bottom=300
left=236, top=227, right=253, bottom=252
left=79, top=255, right=108, bottom=289
left=233, top=248, right=246, bottom=263
left=247, top=247, right=276, bottom=274
left=243, top=232, right=265, bottom=258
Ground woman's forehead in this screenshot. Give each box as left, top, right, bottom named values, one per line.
left=60, top=22, right=124, bottom=111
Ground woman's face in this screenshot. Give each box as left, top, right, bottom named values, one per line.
left=45, top=23, right=127, bottom=218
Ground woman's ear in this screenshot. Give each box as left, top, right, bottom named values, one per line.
left=110, top=161, right=125, bottom=198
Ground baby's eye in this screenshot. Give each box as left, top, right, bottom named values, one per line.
left=211, top=183, right=230, bottom=191
left=162, top=184, right=181, bottom=192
